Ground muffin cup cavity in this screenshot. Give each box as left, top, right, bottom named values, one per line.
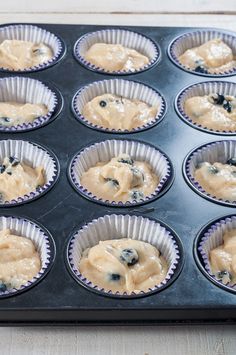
left=73, top=28, right=160, bottom=75
left=195, top=215, right=236, bottom=293
left=68, top=139, right=173, bottom=207
left=67, top=214, right=183, bottom=298
left=0, top=24, right=65, bottom=72
left=0, top=139, right=59, bottom=206
left=168, top=30, right=236, bottom=77
left=72, top=79, right=166, bottom=133
left=0, top=215, right=55, bottom=298
left=183, top=140, right=236, bottom=206
left=175, top=81, right=236, bottom=135
left=0, top=76, right=62, bottom=132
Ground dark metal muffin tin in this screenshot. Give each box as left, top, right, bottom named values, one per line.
left=0, top=23, right=236, bottom=325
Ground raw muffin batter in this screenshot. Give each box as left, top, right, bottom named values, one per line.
left=194, top=158, right=236, bottom=201
left=0, top=228, right=41, bottom=292
left=210, top=228, right=236, bottom=285
left=178, top=38, right=236, bottom=74
left=79, top=238, right=168, bottom=293
left=84, top=43, right=149, bottom=72
left=82, top=94, right=158, bottom=130
left=0, top=40, right=53, bottom=70
left=80, top=154, right=159, bottom=203
left=184, top=93, right=236, bottom=131
left=0, top=102, right=48, bottom=127
left=0, top=156, right=45, bottom=202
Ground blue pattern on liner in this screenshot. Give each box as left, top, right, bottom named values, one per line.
left=71, top=79, right=167, bottom=134
left=68, top=139, right=173, bottom=207
left=66, top=215, right=181, bottom=298
left=175, top=81, right=236, bottom=135
left=0, top=140, right=60, bottom=207
left=73, top=29, right=160, bottom=75
left=0, top=215, right=55, bottom=298
left=0, top=24, right=66, bottom=73
left=168, top=30, right=236, bottom=77
left=197, top=215, right=236, bottom=292
left=184, top=140, right=236, bottom=207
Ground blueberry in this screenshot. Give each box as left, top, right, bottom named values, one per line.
left=223, top=100, right=232, bottom=113
left=109, top=273, right=121, bottom=281
left=33, top=48, right=46, bottom=55
left=120, top=248, right=139, bottom=266
left=7, top=171, right=12, bottom=175
left=0, top=282, right=7, bottom=292
left=131, top=190, right=144, bottom=200
left=99, top=100, right=107, bottom=108
left=131, top=167, right=144, bottom=188
left=212, top=93, right=225, bottom=105
left=118, top=157, right=134, bottom=165
left=105, top=178, right=119, bottom=187
left=217, top=270, right=232, bottom=281
left=0, top=165, right=5, bottom=174
left=9, top=156, right=20, bottom=167
left=208, top=166, right=219, bottom=174
left=0, top=117, right=11, bottom=124
left=194, top=65, right=208, bottom=74
left=227, top=157, right=236, bottom=166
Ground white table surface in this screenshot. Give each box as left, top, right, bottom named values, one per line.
left=1, top=2, right=236, bottom=354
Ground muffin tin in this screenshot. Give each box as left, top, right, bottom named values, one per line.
left=0, top=23, right=236, bottom=325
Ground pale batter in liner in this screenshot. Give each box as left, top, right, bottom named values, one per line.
left=84, top=43, right=149, bottom=72
left=0, top=156, right=45, bottom=202
left=210, top=229, right=236, bottom=285
left=0, top=39, right=53, bottom=70
left=0, top=228, right=41, bottom=291
left=82, top=94, right=158, bottom=130
left=184, top=93, right=236, bottom=131
left=79, top=238, right=168, bottom=294
left=194, top=160, right=236, bottom=201
left=178, top=38, right=236, bottom=74
left=0, top=101, right=48, bottom=127
left=80, top=154, right=159, bottom=203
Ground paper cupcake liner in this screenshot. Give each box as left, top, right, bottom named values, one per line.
left=74, top=28, right=160, bottom=75
left=68, top=139, right=173, bottom=207
left=175, top=81, right=236, bottom=135
left=195, top=215, right=236, bottom=293
left=67, top=214, right=183, bottom=298
left=183, top=140, right=236, bottom=207
left=0, top=139, right=60, bottom=206
left=0, top=76, right=63, bottom=132
left=0, top=24, right=65, bottom=73
left=0, top=215, right=55, bottom=298
left=168, top=30, right=236, bottom=77
left=72, top=79, right=166, bottom=133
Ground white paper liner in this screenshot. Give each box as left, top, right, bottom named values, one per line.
left=67, top=214, right=182, bottom=297
left=198, top=215, right=236, bottom=291
left=72, top=79, right=166, bottom=133
left=168, top=30, right=236, bottom=76
left=74, top=28, right=159, bottom=75
left=69, top=139, right=173, bottom=206
left=0, top=139, right=59, bottom=206
left=176, top=81, right=236, bottom=134
left=184, top=140, right=236, bottom=206
left=0, top=24, right=65, bottom=72
left=0, top=76, right=59, bottom=132
left=0, top=215, right=54, bottom=297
